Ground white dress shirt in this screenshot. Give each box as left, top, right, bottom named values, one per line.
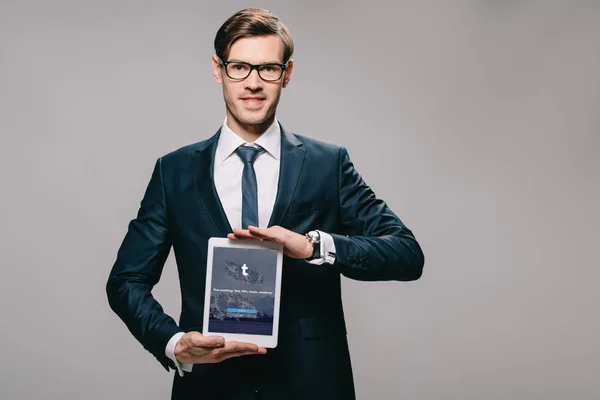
left=214, top=116, right=281, bottom=230
left=165, top=117, right=336, bottom=376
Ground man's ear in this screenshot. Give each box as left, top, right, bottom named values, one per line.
left=212, top=55, right=223, bottom=84
left=282, top=59, right=294, bottom=88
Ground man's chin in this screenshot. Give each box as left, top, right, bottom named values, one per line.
left=236, top=113, right=273, bottom=127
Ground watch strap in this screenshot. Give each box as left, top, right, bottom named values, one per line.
left=305, top=231, right=321, bottom=260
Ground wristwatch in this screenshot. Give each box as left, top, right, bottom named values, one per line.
left=305, top=230, right=321, bottom=260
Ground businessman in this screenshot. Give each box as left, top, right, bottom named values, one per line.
left=107, top=8, right=424, bottom=400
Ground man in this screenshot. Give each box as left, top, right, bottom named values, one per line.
left=107, top=8, right=424, bottom=400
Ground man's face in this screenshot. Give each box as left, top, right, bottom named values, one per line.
left=212, top=35, right=293, bottom=131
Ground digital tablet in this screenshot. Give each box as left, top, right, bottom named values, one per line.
left=203, top=237, right=283, bottom=348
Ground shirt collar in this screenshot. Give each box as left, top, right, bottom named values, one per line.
left=216, top=117, right=281, bottom=162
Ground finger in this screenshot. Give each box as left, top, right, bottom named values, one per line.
left=216, top=349, right=267, bottom=362
left=190, top=334, right=225, bottom=348
left=247, top=226, right=267, bottom=235
left=227, top=233, right=238, bottom=240
left=240, top=344, right=266, bottom=354
left=210, top=342, right=265, bottom=362
left=222, top=341, right=259, bottom=353
left=247, top=226, right=282, bottom=242
left=225, top=350, right=266, bottom=360
left=246, top=226, right=274, bottom=240
left=231, top=229, right=256, bottom=239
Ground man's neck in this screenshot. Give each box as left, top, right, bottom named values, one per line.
left=225, top=112, right=275, bottom=143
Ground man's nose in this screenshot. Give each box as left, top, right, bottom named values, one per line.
left=244, top=68, right=263, bottom=90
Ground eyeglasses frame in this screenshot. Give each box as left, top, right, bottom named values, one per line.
left=217, top=57, right=290, bottom=82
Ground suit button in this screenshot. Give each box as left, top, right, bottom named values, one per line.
left=254, top=389, right=261, bottom=400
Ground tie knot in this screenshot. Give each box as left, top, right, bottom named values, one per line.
left=235, top=145, right=263, bottom=164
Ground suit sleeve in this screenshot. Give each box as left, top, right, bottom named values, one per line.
left=106, top=158, right=182, bottom=371
left=330, top=147, right=425, bottom=281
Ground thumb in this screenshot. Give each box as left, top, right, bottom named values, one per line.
left=187, top=332, right=225, bottom=348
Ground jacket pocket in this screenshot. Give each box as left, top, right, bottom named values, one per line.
left=299, top=316, right=347, bottom=340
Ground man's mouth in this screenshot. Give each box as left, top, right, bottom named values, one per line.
left=240, top=96, right=266, bottom=105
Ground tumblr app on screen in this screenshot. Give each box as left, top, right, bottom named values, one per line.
left=209, top=247, right=278, bottom=335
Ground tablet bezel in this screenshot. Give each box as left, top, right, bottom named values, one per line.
left=202, top=237, right=283, bottom=348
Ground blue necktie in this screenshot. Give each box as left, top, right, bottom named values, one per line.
left=235, top=145, right=263, bottom=229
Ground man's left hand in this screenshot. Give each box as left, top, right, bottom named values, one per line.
left=227, top=226, right=313, bottom=259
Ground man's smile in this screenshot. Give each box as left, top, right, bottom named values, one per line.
left=240, top=96, right=266, bottom=107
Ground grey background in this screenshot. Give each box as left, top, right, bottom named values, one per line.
left=1, top=1, right=598, bottom=399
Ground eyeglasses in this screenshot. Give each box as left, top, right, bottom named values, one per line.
left=217, top=58, right=289, bottom=82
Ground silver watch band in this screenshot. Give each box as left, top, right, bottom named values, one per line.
left=305, top=230, right=321, bottom=260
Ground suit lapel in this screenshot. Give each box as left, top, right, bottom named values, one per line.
left=192, top=124, right=306, bottom=234
left=268, top=126, right=306, bottom=227
left=192, top=128, right=232, bottom=236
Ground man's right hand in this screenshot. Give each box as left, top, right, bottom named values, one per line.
left=174, top=331, right=267, bottom=364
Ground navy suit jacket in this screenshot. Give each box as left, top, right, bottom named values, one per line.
left=107, top=126, right=424, bottom=400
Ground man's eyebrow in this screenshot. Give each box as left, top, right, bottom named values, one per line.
left=228, top=59, right=284, bottom=64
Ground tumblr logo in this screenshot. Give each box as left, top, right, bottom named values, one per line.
left=241, top=263, right=249, bottom=277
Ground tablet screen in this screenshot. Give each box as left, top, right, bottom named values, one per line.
left=208, top=246, right=278, bottom=335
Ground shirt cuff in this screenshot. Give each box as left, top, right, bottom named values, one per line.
left=165, top=332, right=193, bottom=376
left=306, top=231, right=336, bottom=265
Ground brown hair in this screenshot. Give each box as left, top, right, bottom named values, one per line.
left=214, top=8, right=294, bottom=63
